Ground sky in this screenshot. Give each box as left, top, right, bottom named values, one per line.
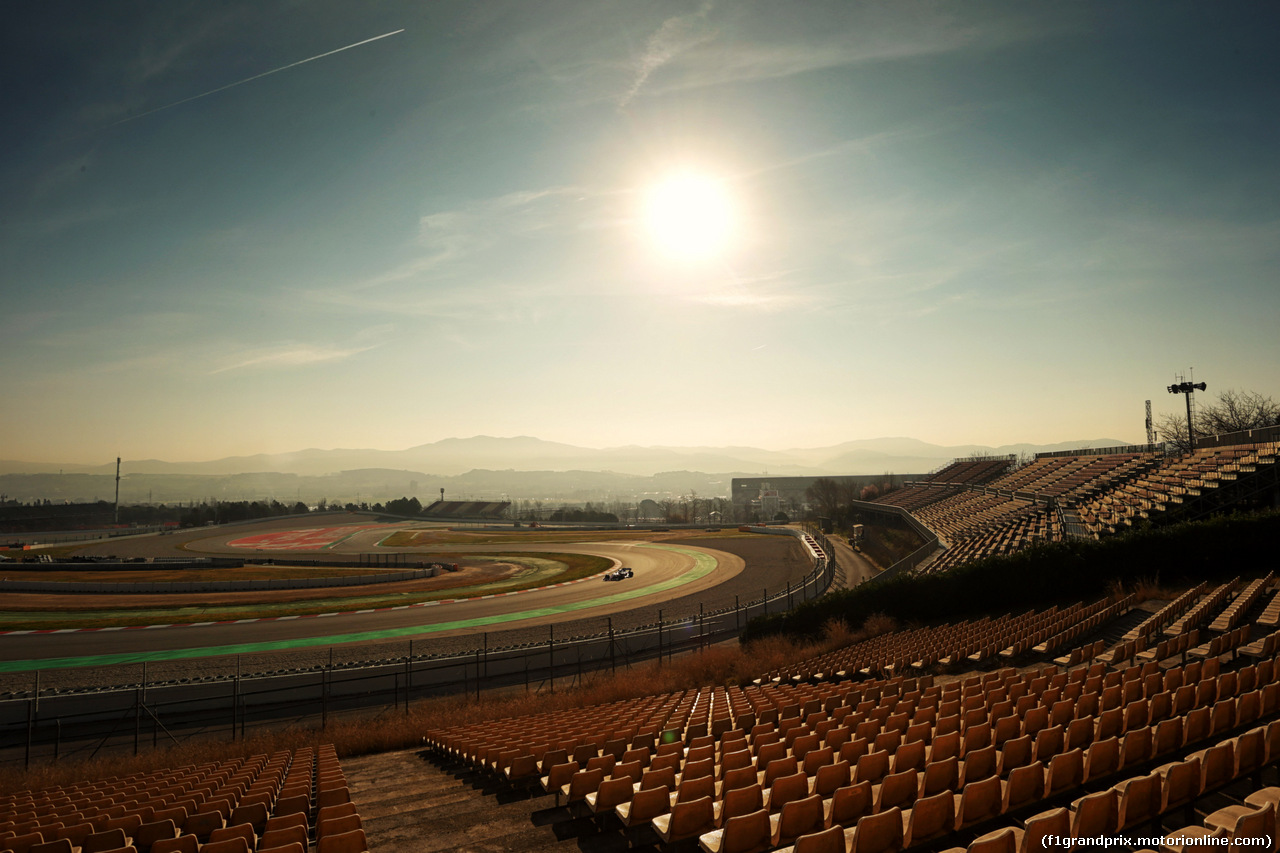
left=3, top=1, right=1278, bottom=465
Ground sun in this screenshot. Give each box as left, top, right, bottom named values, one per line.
left=641, top=171, right=736, bottom=261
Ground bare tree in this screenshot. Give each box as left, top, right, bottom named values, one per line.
left=658, top=497, right=678, bottom=523
left=1157, top=388, right=1280, bottom=453
left=805, top=478, right=842, bottom=520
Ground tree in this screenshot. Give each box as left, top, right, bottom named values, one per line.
left=384, top=496, right=422, bottom=517
left=658, top=498, right=678, bottom=523
left=1157, top=388, right=1280, bottom=453
left=805, top=478, right=843, bottom=521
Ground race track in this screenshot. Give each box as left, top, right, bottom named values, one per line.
left=0, top=521, right=746, bottom=670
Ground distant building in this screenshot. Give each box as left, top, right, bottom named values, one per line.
left=730, top=474, right=925, bottom=522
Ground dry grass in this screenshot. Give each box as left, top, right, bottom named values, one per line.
left=1106, top=574, right=1179, bottom=604
left=0, top=628, right=850, bottom=795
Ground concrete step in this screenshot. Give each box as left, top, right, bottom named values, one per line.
left=345, top=746, right=657, bottom=853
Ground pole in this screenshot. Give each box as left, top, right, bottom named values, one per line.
left=735, top=595, right=740, bottom=630
left=699, top=603, right=704, bottom=650
left=1185, top=390, right=1195, bottom=449
left=233, top=657, right=240, bottom=741
left=549, top=623, right=555, bottom=693
left=609, top=617, right=616, bottom=675
left=658, top=609, right=663, bottom=667
left=134, top=685, right=141, bottom=756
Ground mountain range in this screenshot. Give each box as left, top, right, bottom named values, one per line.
left=2, top=434, right=1133, bottom=479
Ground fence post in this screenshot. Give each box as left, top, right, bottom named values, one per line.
left=658, top=609, right=663, bottom=667
left=735, top=595, right=740, bottom=630
left=548, top=623, right=555, bottom=694
left=404, top=651, right=411, bottom=715
left=609, top=617, right=616, bottom=674
left=475, top=649, right=481, bottom=700
left=134, top=685, right=141, bottom=756
left=233, top=657, right=240, bottom=741
left=699, top=603, right=704, bottom=650
left=25, top=698, right=33, bottom=770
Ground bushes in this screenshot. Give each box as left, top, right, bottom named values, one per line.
left=743, top=509, right=1280, bottom=643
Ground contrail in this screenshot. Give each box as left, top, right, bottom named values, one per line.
left=112, top=29, right=405, bottom=126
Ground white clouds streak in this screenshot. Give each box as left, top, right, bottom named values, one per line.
left=111, top=29, right=405, bottom=127
left=618, top=1, right=716, bottom=107
left=209, top=343, right=377, bottom=375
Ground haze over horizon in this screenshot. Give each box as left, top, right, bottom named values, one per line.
left=1, top=432, right=1134, bottom=476
left=4, top=2, right=1277, bottom=464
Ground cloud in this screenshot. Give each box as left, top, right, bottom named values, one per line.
left=610, top=4, right=1079, bottom=107
left=302, top=182, right=634, bottom=322
left=618, top=0, right=716, bottom=107
left=209, top=343, right=377, bottom=375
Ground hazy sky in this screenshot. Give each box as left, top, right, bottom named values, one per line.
left=3, top=2, right=1278, bottom=464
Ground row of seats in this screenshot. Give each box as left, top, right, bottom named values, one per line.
left=895, top=443, right=1273, bottom=574
left=770, top=719, right=1280, bottom=853
left=1, top=747, right=367, bottom=853
left=646, top=655, right=1280, bottom=851
left=1124, top=585, right=1209, bottom=644
left=428, top=643, right=1280, bottom=849
left=760, top=596, right=1136, bottom=685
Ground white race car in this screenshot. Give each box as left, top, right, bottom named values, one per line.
left=603, top=566, right=634, bottom=581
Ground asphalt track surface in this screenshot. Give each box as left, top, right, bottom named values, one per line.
left=0, top=517, right=759, bottom=670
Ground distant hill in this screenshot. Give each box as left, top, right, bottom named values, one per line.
left=0, top=435, right=1135, bottom=505
left=0, top=434, right=1133, bottom=479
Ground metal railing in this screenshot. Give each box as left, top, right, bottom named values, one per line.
left=841, top=500, right=941, bottom=580
left=1192, top=425, right=1280, bottom=450
left=1035, top=443, right=1166, bottom=459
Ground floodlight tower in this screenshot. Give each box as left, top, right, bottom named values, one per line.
left=1145, top=400, right=1154, bottom=445
left=1167, top=374, right=1206, bottom=451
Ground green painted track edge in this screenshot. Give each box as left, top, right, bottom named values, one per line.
left=0, top=543, right=718, bottom=672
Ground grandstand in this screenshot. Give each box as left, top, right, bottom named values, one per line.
left=420, top=499, right=511, bottom=519
left=865, top=433, right=1278, bottom=576
left=0, top=745, right=368, bottom=853
left=418, top=575, right=1280, bottom=853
